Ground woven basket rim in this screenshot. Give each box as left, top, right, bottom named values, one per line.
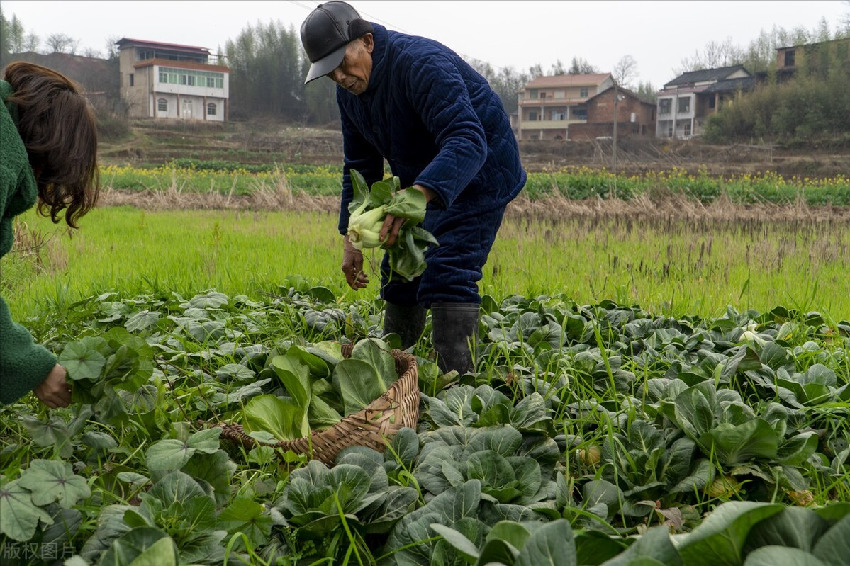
left=216, top=347, right=419, bottom=461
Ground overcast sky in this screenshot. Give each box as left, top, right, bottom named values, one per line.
left=3, top=1, right=848, bottom=87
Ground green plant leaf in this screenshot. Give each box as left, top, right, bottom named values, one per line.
left=333, top=358, right=387, bottom=416
left=59, top=336, right=108, bottom=381
left=243, top=394, right=308, bottom=442
left=812, top=514, right=850, bottom=566
left=145, top=439, right=196, bottom=472
left=99, top=526, right=174, bottom=566
left=515, top=519, right=576, bottom=566
left=18, top=459, right=91, bottom=508
left=271, top=349, right=313, bottom=409
left=430, top=523, right=480, bottom=561
left=743, top=546, right=827, bottom=566
left=601, top=526, right=682, bottom=566
left=676, top=502, right=784, bottom=566
left=0, top=478, right=54, bottom=541
left=701, top=419, right=779, bottom=465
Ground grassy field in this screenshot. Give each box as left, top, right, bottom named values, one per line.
left=6, top=202, right=850, bottom=327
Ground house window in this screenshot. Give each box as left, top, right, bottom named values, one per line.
left=659, top=99, right=671, bottom=114
left=708, top=97, right=715, bottom=109
left=684, top=123, right=692, bottom=137
left=784, top=49, right=796, bottom=67
left=667, top=127, right=673, bottom=137
left=159, top=70, right=168, bottom=83
left=207, top=77, right=216, bottom=87
left=572, top=106, right=587, bottom=120
left=129, top=74, right=134, bottom=86
left=157, top=98, right=167, bottom=112
left=677, top=97, right=690, bottom=113
left=580, top=87, right=588, bottom=97
left=207, top=103, right=217, bottom=116
left=187, top=75, right=195, bottom=86
left=539, top=91, right=546, bottom=99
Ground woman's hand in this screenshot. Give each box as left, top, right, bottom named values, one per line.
left=342, top=235, right=369, bottom=290
left=34, top=364, right=72, bottom=409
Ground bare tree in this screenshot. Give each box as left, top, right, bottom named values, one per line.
left=675, top=37, right=745, bottom=74
left=568, top=56, right=598, bottom=74
left=105, top=36, right=121, bottom=59
left=45, top=33, right=79, bottom=54
left=24, top=32, right=39, bottom=52
left=612, top=55, right=638, bottom=87
left=549, top=59, right=566, bottom=76
left=843, top=1, right=850, bottom=32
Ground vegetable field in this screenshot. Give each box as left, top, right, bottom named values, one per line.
left=1, top=283, right=848, bottom=565
left=2, top=159, right=849, bottom=565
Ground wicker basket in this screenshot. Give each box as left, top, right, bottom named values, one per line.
left=217, top=346, right=419, bottom=466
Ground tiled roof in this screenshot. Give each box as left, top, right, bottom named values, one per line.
left=116, top=38, right=211, bottom=54
left=664, top=64, right=749, bottom=87
left=586, top=85, right=656, bottom=106
left=701, top=77, right=756, bottom=94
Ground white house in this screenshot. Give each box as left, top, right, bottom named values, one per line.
left=116, top=38, right=229, bottom=122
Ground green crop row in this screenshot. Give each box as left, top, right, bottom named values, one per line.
left=100, top=161, right=850, bottom=206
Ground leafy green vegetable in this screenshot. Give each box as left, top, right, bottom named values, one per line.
left=347, top=170, right=438, bottom=280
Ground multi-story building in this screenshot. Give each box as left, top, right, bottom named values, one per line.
left=655, top=64, right=753, bottom=139
left=513, top=73, right=614, bottom=140
left=116, top=38, right=229, bottom=122
left=569, top=85, right=656, bottom=140
left=775, top=37, right=850, bottom=82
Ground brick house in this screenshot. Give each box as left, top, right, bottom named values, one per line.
left=775, top=37, right=850, bottom=82
left=655, top=64, right=753, bottom=139
left=513, top=73, right=614, bottom=140
left=116, top=38, right=229, bottom=122
left=569, top=86, right=656, bottom=140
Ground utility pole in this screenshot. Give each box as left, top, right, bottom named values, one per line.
left=612, top=82, right=618, bottom=171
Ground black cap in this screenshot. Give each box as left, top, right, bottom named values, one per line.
left=301, top=1, right=373, bottom=84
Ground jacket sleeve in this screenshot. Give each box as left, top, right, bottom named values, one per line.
left=338, top=101, right=384, bottom=235
left=0, top=295, right=56, bottom=404
left=0, top=93, right=57, bottom=404
left=404, top=54, right=488, bottom=209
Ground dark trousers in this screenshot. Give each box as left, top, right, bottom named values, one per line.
left=380, top=196, right=507, bottom=307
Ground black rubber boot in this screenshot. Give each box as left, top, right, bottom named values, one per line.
left=383, top=302, right=427, bottom=350
left=430, top=302, right=480, bottom=375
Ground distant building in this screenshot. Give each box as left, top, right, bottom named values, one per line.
left=513, top=73, right=614, bottom=140
left=655, top=64, right=754, bottom=139
left=116, top=38, right=229, bottom=121
left=569, top=86, right=656, bottom=140
left=775, top=37, right=850, bottom=82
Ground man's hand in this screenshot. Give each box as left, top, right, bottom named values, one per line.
left=34, top=364, right=72, bottom=409
left=380, top=185, right=436, bottom=247
left=342, top=235, right=369, bottom=290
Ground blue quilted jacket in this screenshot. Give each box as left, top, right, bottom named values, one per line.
left=336, top=23, right=526, bottom=234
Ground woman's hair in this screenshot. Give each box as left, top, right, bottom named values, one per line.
left=3, top=61, right=99, bottom=228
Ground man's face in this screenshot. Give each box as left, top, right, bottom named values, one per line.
left=327, top=34, right=374, bottom=95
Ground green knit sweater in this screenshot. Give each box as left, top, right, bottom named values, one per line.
left=0, top=79, right=57, bottom=404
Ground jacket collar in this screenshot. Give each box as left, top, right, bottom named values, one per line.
left=364, top=23, right=388, bottom=94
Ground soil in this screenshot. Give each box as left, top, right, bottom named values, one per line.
left=99, top=119, right=850, bottom=179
